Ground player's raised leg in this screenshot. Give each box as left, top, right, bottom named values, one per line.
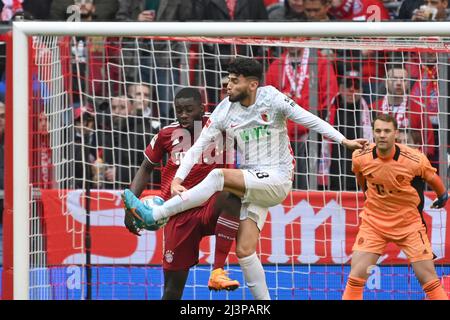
left=412, top=260, right=449, bottom=300
left=123, top=168, right=246, bottom=225
left=163, top=168, right=246, bottom=220
left=342, top=251, right=380, bottom=300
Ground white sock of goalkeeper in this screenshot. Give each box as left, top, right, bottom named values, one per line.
left=152, top=168, right=225, bottom=221
left=238, top=252, right=271, bottom=300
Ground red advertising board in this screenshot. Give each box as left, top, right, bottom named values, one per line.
left=40, top=190, right=450, bottom=265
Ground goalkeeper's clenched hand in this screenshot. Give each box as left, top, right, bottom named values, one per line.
left=431, top=191, right=448, bottom=209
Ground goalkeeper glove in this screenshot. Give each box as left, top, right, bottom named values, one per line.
left=431, top=191, right=448, bottom=209
left=122, top=190, right=144, bottom=236
left=124, top=208, right=142, bottom=236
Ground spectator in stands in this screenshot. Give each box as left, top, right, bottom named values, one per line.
left=330, top=70, right=372, bottom=191
left=0, top=0, right=52, bottom=20
left=195, top=0, right=268, bottom=109
left=50, top=0, right=118, bottom=21
left=22, top=0, right=52, bottom=20
left=381, top=0, right=402, bottom=19
left=329, top=1, right=389, bottom=96
left=265, top=46, right=339, bottom=189
left=411, top=0, right=448, bottom=21
left=127, top=83, right=153, bottom=118
left=312, top=0, right=390, bottom=105
left=371, top=65, right=435, bottom=159
left=0, top=0, right=24, bottom=20
left=409, top=50, right=441, bottom=170
left=397, top=0, right=423, bottom=19
left=196, top=0, right=268, bottom=21
left=268, top=0, right=307, bottom=20
left=304, top=0, right=334, bottom=21
left=32, top=111, right=55, bottom=189
left=97, top=95, right=137, bottom=189
left=396, top=129, right=416, bottom=147
left=265, top=0, right=281, bottom=8
left=116, top=0, right=197, bottom=125
left=110, top=95, right=130, bottom=129
left=73, top=105, right=100, bottom=189
left=74, top=101, right=144, bottom=190
left=124, top=84, right=162, bottom=188
left=51, top=1, right=121, bottom=105
left=329, top=0, right=390, bottom=21
left=116, top=0, right=196, bottom=21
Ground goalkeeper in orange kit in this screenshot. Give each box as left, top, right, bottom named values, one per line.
left=343, top=113, right=449, bottom=300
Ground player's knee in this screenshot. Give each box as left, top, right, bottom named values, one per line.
left=208, top=168, right=223, bottom=179
left=206, top=168, right=224, bottom=190
left=349, top=264, right=373, bottom=280
left=236, top=242, right=256, bottom=259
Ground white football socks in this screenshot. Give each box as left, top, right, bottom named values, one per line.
left=238, top=252, right=271, bottom=300
left=152, top=168, right=225, bottom=221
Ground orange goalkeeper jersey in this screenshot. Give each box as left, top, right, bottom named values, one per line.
left=352, top=143, right=437, bottom=237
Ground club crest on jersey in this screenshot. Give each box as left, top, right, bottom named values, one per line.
left=205, top=118, right=212, bottom=128
left=164, top=250, right=174, bottom=263
left=260, top=112, right=270, bottom=122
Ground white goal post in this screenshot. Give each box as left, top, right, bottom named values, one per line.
left=11, top=21, right=450, bottom=300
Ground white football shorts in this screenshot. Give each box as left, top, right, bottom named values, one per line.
left=239, top=168, right=292, bottom=230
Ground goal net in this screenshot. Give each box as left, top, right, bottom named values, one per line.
left=6, top=22, right=450, bottom=300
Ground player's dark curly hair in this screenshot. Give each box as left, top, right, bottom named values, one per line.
left=227, top=57, right=263, bottom=82
left=175, top=87, right=202, bottom=105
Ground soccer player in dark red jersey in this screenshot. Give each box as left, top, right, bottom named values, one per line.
left=123, top=88, right=241, bottom=299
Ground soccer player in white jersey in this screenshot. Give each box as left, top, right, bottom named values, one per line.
left=123, top=57, right=368, bottom=300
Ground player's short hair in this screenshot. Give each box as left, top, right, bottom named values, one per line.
left=373, top=113, right=398, bottom=130
left=174, top=87, right=202, bottom=105
left=227, top=57, right=263, bottom=82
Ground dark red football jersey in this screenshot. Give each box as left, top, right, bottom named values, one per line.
left=144, top=114, right=226, bottom=200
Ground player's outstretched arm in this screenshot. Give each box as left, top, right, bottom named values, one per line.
left=427, top=174, right=448, bottom=209
left=279, top=92, right=367, bottom=148
left=173, top=116, right=222, bottom=189
left=341, top=138, right=369, bottom=150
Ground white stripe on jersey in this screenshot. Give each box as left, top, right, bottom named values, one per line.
left=162, top=122, right=180, bottom=129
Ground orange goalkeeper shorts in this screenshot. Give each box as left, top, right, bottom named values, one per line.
left=352, top=219, right=435, bottom=263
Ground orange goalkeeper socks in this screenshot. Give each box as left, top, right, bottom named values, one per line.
left=342, top=276, right=366, bottom=300
left=423, top=279, right=449, bottom=300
